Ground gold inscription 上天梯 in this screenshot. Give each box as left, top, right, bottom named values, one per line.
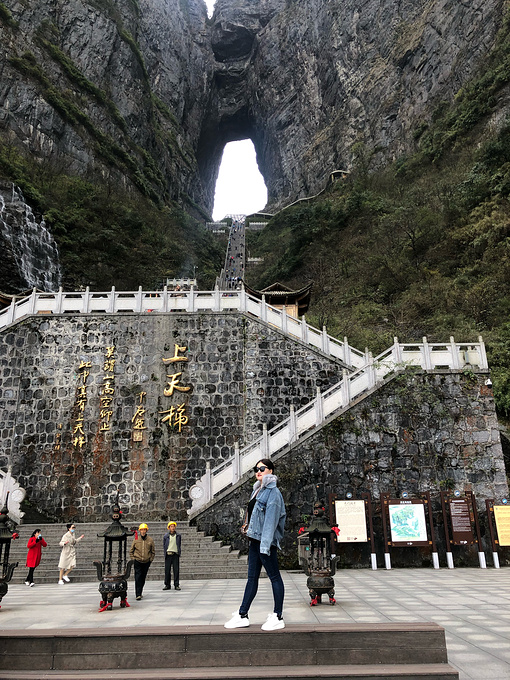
left=160, top=343, right=192, bottom=432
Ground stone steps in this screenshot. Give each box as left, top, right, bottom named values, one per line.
left=0, top=624, right=459, bottom=679
left=9, top=522, right=248, bottom=583
left=0, top=666, right=460, bottom=679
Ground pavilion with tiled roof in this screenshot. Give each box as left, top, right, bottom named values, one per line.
left=244, top=281, right=312, bottom=318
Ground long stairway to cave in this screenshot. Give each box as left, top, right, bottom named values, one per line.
left=8, top=521, right=247, bottom=584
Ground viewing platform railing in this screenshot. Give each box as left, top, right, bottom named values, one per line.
left=188, top=336, right=488, bottom=516
left=0, top=286, right=366, bottom=368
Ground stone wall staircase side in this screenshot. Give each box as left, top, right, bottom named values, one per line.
left=8, top=522, right=248, bottom=584
left=189, top=337, right=488, bottom=516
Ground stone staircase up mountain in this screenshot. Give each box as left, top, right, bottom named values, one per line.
left=8, top=522, right=247, bottom=584
left=188, top=337, right=488, bottom=516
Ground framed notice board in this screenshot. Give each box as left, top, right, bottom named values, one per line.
left=486, top=498, right=510, bottom=567
left=328, top=492, right=377, bottom=568
left=440, top=492, right=476, bottom=547
left=441, top=491, right=485, bottom=568
left=381, top=492, right=438, bottom=569
left=494, top=505, right=510, bottom=546
left=387, top=499, right=429, bottom=546
left=334, top=500, right=368, bottom=543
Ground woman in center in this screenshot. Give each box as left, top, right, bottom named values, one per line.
left=224, top=458, right=286, bottom=631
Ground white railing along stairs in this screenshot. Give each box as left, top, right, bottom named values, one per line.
left=187, top=336, right=488, bottom=516
left=0, top=286, right=366, bottom=369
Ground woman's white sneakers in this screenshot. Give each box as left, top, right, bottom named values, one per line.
left=261, top=612, right=285, bottom=631
left=224, top=612, right=285, bottom=631
left=224, top=612, right=250, bottom=628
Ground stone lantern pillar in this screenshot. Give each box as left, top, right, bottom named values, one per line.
left=0, top=493, right=20, bottom=609
left=298, top=501, right=338, bottom=605
left=93, top=492, right=135, bottom=612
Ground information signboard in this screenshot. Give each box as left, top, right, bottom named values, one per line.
left=494, top=505, right=510, bottom=547
left=388, top=500, right=428, bottom=546
left=334, top=500, right=368, bottom=543
left=450, top=499, right=474, bottom=545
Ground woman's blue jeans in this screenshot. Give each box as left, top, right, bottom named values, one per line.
left=239, top=539, right=284, bottom=617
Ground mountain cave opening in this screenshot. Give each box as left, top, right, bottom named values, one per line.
left=212, top=140, right=267, bottom=221
left=204, top=0, right=216, bottom=18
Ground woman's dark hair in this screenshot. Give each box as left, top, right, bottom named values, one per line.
left=31, top=529, right=40, bottom=537
left=255, top=458, right=274, bottom=472
left=66, top=523, right=73, bottom=530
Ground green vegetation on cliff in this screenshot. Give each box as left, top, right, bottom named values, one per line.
left=246, top=7, right=510, bottom=419
left=0, top=141, right=222, bottom=290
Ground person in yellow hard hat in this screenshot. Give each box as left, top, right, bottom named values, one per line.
left=129, top=523, right=155, bottom=600
left=163, top=522, right=182, bottom=591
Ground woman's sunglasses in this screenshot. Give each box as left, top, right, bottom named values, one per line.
left=254, top=465, right=268, bottom=473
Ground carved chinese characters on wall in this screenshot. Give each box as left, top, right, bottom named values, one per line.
left=69, top=342, right=192, bottom=447
left=73, top=361, right=91, bottom=449
left=160, top=343, right=192, bottom=433
left=99, top=346, right=116, bottom=432
left=132, top=391, right=148, bottom=442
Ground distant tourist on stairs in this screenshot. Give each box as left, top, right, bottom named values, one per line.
left=25, top=529, right=47, bottom=586
left=58, top=523, right=84, bottom=584
left=130, top=523, right=155, bottom=600
left=163, top=521, right=181, bottom=591
left=224, top=458, right=286, bottom=631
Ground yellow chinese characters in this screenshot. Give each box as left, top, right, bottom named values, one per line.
left=160, top=403, right=189, bottom=432
left=132, top=391, right=147, bottom=442
left=162, top=344, right=189, bottom=364
left=160, top=343, right=192, bottom=432
left=163, top=344, right=191, bottom=397
left=163, top=372, right=191, bottom=397
left=73, top=361, right=91, bottom=449
left=99, top=345, right=116, bottom=432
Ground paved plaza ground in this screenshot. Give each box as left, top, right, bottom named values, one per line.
left=0, top=568, right=509, bottom=680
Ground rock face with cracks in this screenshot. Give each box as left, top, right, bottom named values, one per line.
left=0, top=0, right=504, bottom=219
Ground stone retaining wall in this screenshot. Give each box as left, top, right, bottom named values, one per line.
left=194, top=370, right=510, bottom=568
left=0, top=312, right=342, bottom=520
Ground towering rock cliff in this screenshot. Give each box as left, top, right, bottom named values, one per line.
left=209, top=0, right=504, bottom=210
left=0, top=0, right=215, bottom=211
left=0, top=0, right=505, bottom=281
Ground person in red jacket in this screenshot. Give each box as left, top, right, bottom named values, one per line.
left=25, top=529, right=47, bottom=586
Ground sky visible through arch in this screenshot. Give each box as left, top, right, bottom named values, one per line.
left=204, top=0, right=216, bottom=16
left=212, top=140, right=268, bottom=221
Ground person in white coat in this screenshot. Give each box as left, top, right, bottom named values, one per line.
left=58, top=523, right=84, bottom=584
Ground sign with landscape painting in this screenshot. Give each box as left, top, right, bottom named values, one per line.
left=388, top=500, right=429, bottom=546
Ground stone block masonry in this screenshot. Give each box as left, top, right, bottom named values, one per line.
left=195, top=370, right=509, bottom=568
left=0, top=312, right=343, bottom=521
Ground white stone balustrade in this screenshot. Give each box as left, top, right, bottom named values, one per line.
left=187, top=336, right=489, bottom=515
left=0, top=469, right=26, bottom=525
left=0, top=287, right=366, bottom=368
